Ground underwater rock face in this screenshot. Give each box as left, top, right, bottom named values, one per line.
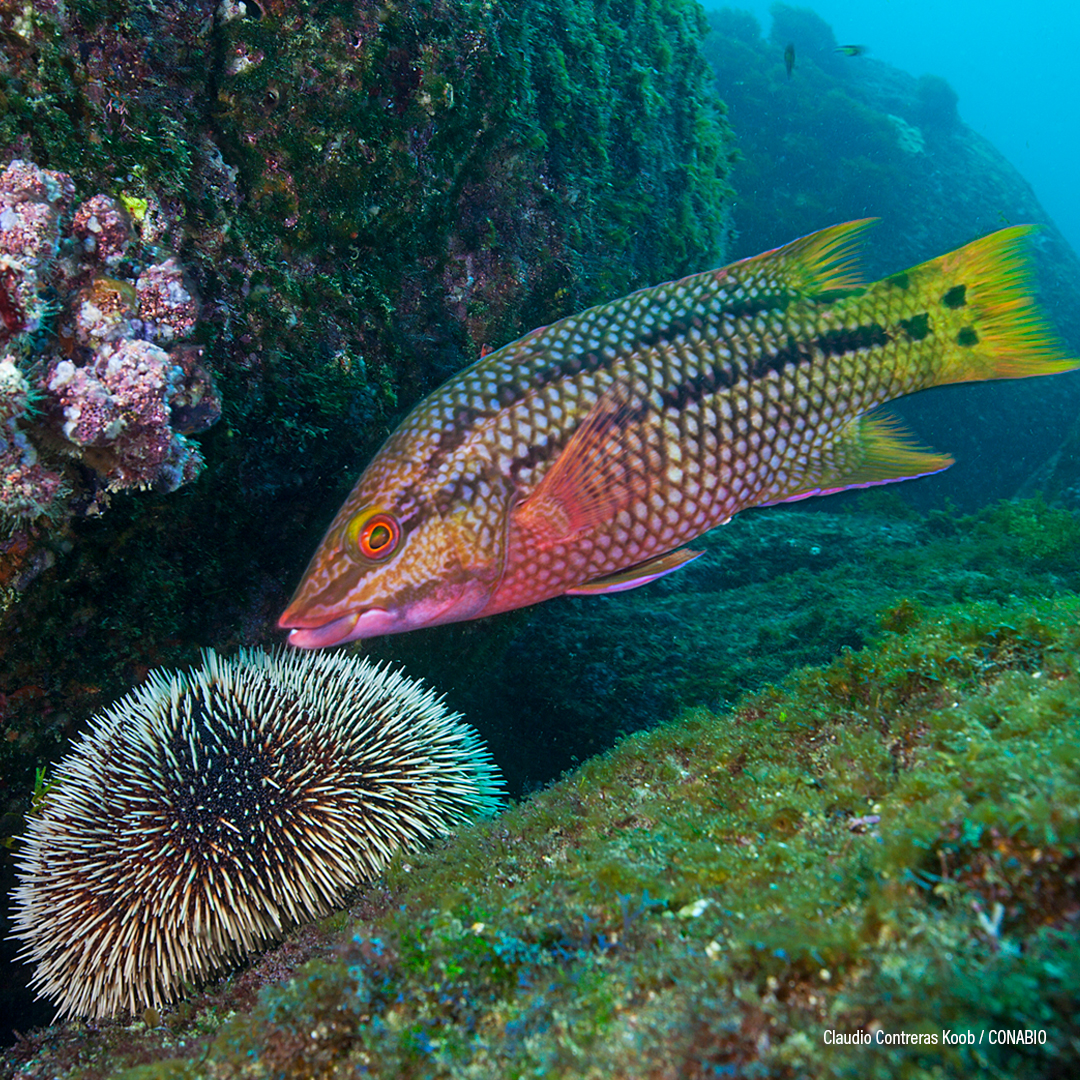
left=199, top=0, right=735, bottom=478
left=0, top=0, right=734, bottom=1040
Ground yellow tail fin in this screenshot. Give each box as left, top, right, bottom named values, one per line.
left=878, top=225, right=1078, bottom=385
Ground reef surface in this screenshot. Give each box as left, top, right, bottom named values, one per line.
left=3, top=569, right=1078, bottom=1078
left=2, top=0, right=1080, bottom=1070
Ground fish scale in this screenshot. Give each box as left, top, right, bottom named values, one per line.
left=280, top=220, right=1077, bottom=646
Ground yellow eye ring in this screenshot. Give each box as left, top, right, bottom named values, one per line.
left=353, top=512, right=401, bottom=561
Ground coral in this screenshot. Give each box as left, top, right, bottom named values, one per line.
left=0, top=159, right=74, bottom=265
left=166, top=344, right=222, bottom=434
left=11, top=647, right=501, bottom=1021
left=0, top=159, right=219, bottom=532
left=69, top=275, right=140, bottom=347
left=0, top=354, right=29, bottom=424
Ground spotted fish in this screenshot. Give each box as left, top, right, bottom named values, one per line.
left=280, top=220, right=1076, bottom=647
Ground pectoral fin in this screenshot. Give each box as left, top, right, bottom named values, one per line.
left=514, top=390, right=634, bottom=547
left=565, top=548, right=703, bottom=596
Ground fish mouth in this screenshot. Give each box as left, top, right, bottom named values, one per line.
left=280, top=579, right=498, bottom=647
left=282, top=608, right=395, bottom=649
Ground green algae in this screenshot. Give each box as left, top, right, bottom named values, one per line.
left=10, top=588, right=1072, bottom=1078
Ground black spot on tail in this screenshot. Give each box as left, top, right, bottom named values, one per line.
left=957, top=327, right=979, bottom=347
left=942, top=284, right=967, bottom=309
left=900, top=313, right=930, bottom=342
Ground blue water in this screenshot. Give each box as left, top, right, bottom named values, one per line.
left=734, top=0, right=1080, bottom=259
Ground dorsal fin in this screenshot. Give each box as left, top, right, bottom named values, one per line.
left=731, top=218, right=875, bottom=296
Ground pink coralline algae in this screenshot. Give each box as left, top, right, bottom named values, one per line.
left=70, top=276, right=140, bottom=348
left=0, top=160, right=74, bottom=345
left=0, top=355, right=66, bottom=523
left=0, top=159, right=220, bottom=533
left=136, top=259, right=199, bottom=343
left=47, top=341, right=210, bottom=492
left=70, top=195, right=134, bottom=269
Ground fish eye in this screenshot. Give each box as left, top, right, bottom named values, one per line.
left=351, top=512, right=401, bottom=561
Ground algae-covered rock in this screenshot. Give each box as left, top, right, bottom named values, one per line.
left=4, top=591, right=1077, bottom=1077
left=0, top=0, right=732, bottom=813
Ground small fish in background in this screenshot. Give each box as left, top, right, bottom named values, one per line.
left=784, top=43, right=796, bottom=77
left=836, top=44, right=869, bottom=57
left=279, top=221, right=1077, bottom=647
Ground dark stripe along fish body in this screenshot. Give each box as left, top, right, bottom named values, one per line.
left=280, top=220, right=1077, bottom=646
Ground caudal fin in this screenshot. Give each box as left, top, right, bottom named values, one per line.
left=878, top=225, right=1078, bottom=386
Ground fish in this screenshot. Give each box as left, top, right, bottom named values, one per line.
left=836, top=44, right=869, bottom=57
left=279, top=220, right=1077, bottom=648
left=784, top=43, right=796, bottom=77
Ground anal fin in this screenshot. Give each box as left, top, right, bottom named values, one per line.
left=777, top=412, right=953, bottom=503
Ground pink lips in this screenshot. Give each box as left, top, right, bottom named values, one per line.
left=283, top=608, right=399, bottom=648
left=281, top=580, right=495, bottom=646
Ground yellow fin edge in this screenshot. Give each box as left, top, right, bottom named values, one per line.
left=734, top=218, right=877, bottom=295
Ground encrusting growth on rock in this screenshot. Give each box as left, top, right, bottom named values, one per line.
left=0, top=158, right=219, bottom=535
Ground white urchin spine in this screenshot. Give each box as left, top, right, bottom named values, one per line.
left=10, top=647, right=502, bottom=1021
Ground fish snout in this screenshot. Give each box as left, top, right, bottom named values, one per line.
left=279, top=578, right=496, bottom=646
left=282, top=608, right=386, bottom=648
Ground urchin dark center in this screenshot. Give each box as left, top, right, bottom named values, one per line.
left=162, top=719, right=295, bottom=866
left=146, top=693, right=332, bottom=886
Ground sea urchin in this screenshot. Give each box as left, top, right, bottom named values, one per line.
left=10, top=647, right=502, bottom=1021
